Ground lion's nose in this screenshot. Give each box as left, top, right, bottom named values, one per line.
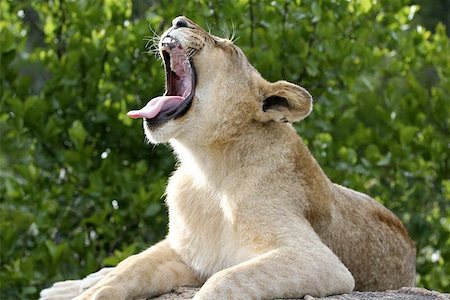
left=173, top=16, right=189, bottom=29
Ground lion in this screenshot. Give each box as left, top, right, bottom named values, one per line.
left=40, top=16, right=416, bottom=300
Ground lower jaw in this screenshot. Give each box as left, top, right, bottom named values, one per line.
left=145, top=90, right=194, bottom=129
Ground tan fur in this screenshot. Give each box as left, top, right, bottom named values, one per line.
left=40, top=16, right=415, bottom=300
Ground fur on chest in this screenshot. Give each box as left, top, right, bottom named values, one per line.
left=165, top=174, right=256, bottom=277
left=167, top=213, right=255, bottom=277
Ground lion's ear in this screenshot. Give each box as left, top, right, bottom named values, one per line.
left=260, top=81, right=312, bottom=123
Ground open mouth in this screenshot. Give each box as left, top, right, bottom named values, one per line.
left=127, top=36, right=196, bottom=127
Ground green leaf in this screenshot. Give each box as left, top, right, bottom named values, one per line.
left=68, top=120, right=87, bottom=149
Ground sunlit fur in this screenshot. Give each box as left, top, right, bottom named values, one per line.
left=40, top=16, right=415, bottom=300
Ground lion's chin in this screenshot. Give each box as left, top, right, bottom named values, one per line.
left=142, top=118, right=187, bottom=144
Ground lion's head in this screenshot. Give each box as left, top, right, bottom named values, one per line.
left=128, top=16, right=313, bottom=145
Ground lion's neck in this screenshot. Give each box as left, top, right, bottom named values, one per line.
left=169, top=138, right=238, bottom=188
left=170, top=123, right=331, bottom=194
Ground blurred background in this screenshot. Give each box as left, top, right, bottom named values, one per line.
left=1, top=0, right=449, bottom=298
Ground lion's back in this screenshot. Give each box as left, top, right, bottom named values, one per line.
left=318, top=184, right=416, bottom=291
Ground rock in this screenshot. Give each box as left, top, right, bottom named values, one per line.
left=148, top=287, right=449, bottom=300
left=149, top=287, right=198, bottom=299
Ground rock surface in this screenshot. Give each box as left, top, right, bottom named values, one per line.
left=148, top=287, right=449, bottom=300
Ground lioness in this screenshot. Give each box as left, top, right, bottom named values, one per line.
left=40, top=16, right=416, bottom=300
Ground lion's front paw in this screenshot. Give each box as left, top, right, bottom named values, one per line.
left=40, top=279, right=84, bottom=300
left=73, top=286, right=124, bottom=300
left=39, top=268, right=113, bottom=300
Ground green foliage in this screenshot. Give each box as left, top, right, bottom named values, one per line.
left=1, top=0, right=449, bottom=298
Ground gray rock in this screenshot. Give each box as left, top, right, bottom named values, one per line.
left=148, top=287, right=449, bottom=300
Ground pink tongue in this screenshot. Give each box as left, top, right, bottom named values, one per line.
left=127, top=96, right=184, bottom=119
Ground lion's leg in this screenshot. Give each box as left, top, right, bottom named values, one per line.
left=194, top=237, right=355, bottom=299
left=73, top=239, right=202, bottom=300
left=40, top=268, right=114, bottom=300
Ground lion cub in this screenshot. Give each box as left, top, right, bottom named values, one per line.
left=40, top=16, right=415, bottom=300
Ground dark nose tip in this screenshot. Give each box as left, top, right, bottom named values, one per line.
left=173, top=17, right=189, bottom=29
